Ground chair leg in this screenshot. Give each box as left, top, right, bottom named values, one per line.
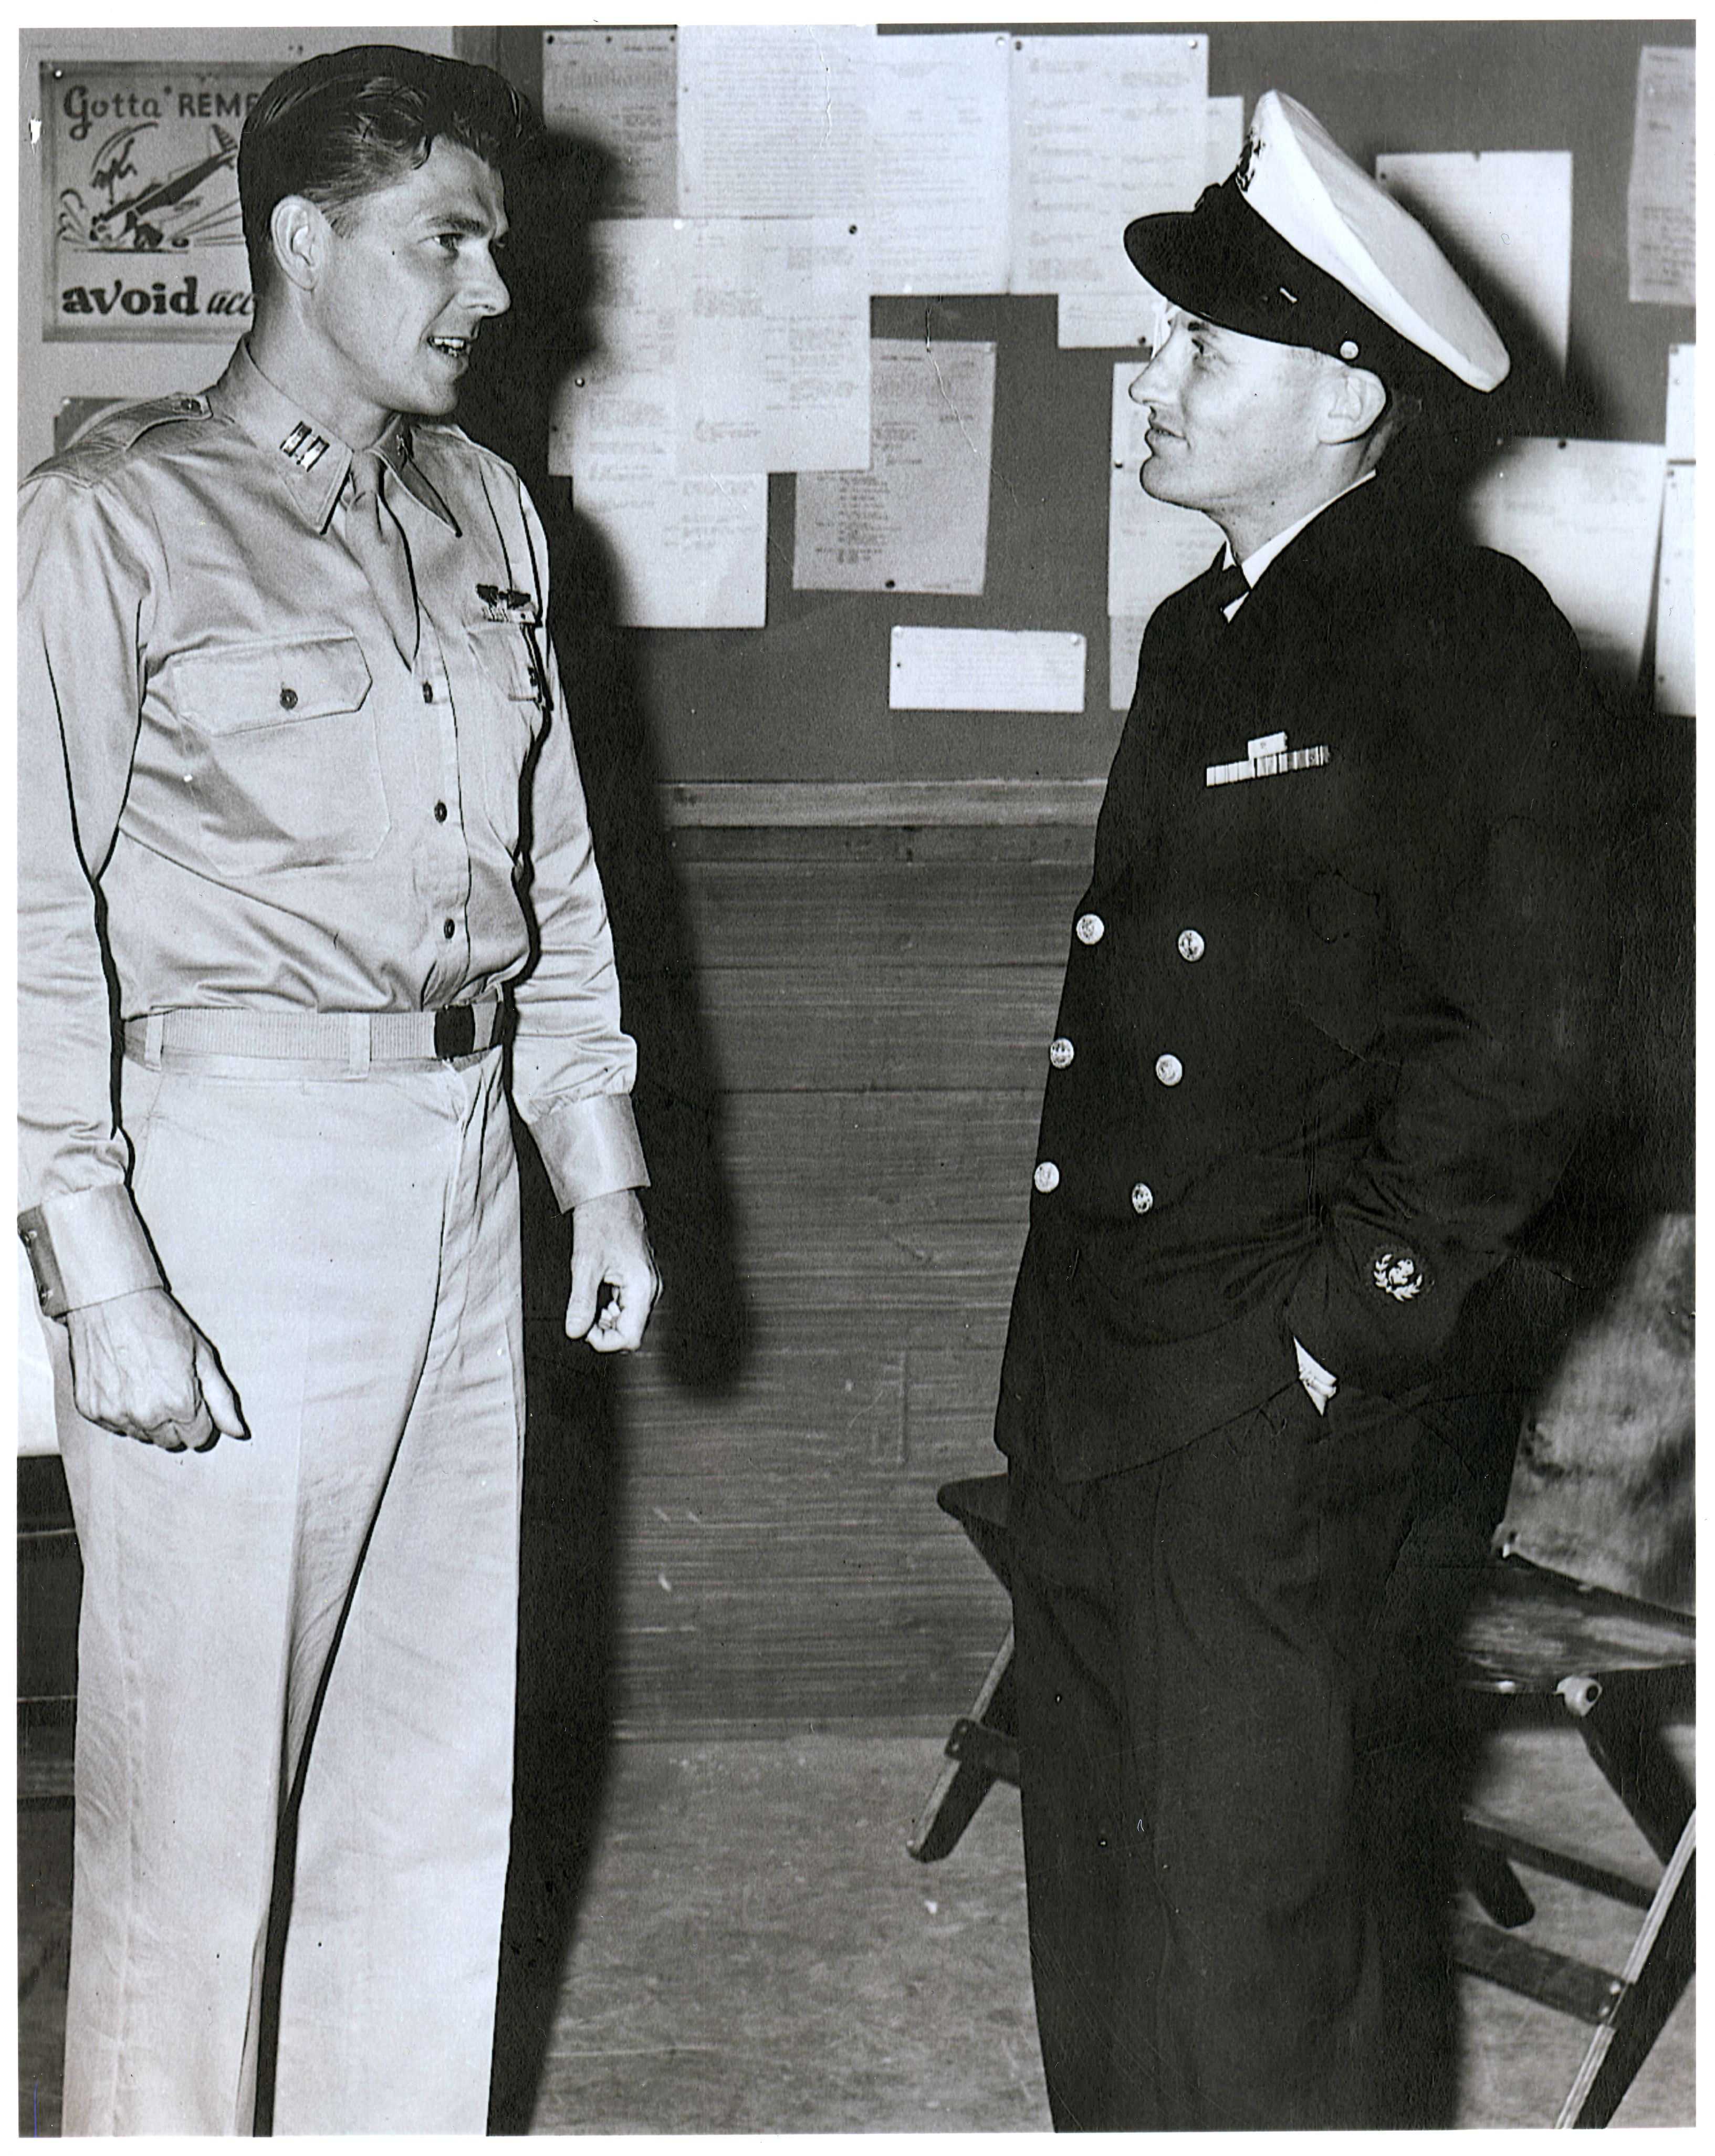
left=1565, top=1676, right=1695, bottom=1865
left=1460, top=1826, right=1538, bottom=1929
left=907, top=1627, right=1015, bottom=1863
left=1556, top=1812, right=1696, bottom=2129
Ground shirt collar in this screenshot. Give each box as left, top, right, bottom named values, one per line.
left=206, top=340, right=459, bottom=536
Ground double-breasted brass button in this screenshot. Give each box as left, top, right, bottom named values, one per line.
left=1177, top=928, right=1206, bottom=962
left=1131, top=1182, right=1155, bottom=1214
left=1033, top=1161, right=1061, bottom=1193
left=1155, top=1053, right=1183, bottom=1087
left=1049, top=1037, right=1074, bottom=1069
left=1075, top=912, right=1105, bottom=946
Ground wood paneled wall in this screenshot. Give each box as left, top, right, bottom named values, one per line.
left=20, top=801, right=1694, bottom=1742
left=593, top=818, right=1090, bottom=1737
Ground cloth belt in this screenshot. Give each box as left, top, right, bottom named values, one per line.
left=122, top=998, right=503, bottom=1072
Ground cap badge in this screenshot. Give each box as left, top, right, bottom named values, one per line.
left=1371, top=1247, right=1428, bottom=1301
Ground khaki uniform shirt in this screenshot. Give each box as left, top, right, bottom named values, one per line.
left=18, top=339, right=645, bottom=1314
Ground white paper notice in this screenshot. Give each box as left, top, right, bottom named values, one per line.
left=1111, top=358, right=1157, bottom=473
left=794, top=340, right=996, bottom=594
left=551, top=218, right=870, bottom=480
left=541, top=26, right=678, bottom=220
left=1654, top=463, right=1693, bottom=716
left=1206, top=97, right=1245, bottom=188
left=890, top=627, right=1086, bottom=712
left=1460, top=438, right=1667, bottom=677
left=677, top=24, right=871, bottom=219
left=1060, top=284, right=1170, bottom=353
left=1666, top=345, right=1694, bottom=463
left=1628, top=45, right=1695, bottom=305
left=549, top=222, right=768, bottom=628
left=1107, top=361, right=1221, bottom=692
left=676, top=219, right=871, bottom=474
left=549, top=221, right=680, bottom=484
left=867, top=33, right=1011, bottom=294
left=576, top=470, right=768, bottom=630
left=1011, top=34, right=1208, bottom=295
left=1109, top=472, right=1223, bottom=649
left=1111, top=618, right=1150, bottom=713
left=1059, top=96, right=1242, bottom=348
left=1377, top=150, right=1572, bottom=371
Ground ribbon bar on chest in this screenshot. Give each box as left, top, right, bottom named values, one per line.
left=1206, top=732, right=1332, bottom=788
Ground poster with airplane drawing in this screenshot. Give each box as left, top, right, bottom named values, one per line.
left=42, top=60, right=275, bottom=339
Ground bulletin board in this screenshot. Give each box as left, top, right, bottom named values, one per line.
left=480, top=19, right=1692, bottom=791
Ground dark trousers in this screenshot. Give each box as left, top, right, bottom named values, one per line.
left=1007, top=1380, right=1425, bottom=2130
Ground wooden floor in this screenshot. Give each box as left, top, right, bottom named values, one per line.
left=19, top=1718, right=1693, bottom=2133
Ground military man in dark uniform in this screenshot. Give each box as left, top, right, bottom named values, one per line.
left=995, top=92, right=1612, bottom=2129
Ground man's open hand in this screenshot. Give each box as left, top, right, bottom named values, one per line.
left=67, top=1286, right=248, bottom=1451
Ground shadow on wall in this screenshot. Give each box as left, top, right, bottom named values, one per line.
left=457, top=128, right=752, bottom=2133
left=462, top=124, right=752, bottom=1398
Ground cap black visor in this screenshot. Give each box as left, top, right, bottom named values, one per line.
left=1125, top=180, right=1435, bottom=392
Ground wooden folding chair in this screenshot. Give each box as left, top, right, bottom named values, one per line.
left=1454, top=1550, right=1693, bottom=2125
left=906, top=1478, right=1017, bottom=1866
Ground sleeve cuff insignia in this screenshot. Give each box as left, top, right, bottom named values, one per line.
left=1371, top=1245, right=1429, bottom=1300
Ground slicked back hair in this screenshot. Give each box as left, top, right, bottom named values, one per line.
left=239, top=44, right=536, bottom=299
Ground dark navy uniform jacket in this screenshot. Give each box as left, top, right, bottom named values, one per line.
left=996, top=475, right=1614, bottom=1482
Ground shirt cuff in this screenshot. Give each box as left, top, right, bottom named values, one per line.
left=18, top=1184, right=165, bottom=1319
left=528, top=1092, right=650, bottom=1213
left=1293, top=1335, right=1339, bottom=1407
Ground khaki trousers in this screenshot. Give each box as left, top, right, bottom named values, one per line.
left=54, top=1049, right=525, bottom=2133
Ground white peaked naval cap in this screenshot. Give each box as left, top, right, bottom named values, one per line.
left=1125, top=90, right=1510, bottom=393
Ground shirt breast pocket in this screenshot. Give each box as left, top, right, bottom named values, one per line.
left=172, top=636, right=385, bottom=873
left=466, top=617, right=547, bottom=839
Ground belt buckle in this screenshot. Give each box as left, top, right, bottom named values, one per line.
left=433, top=1005, right=477, bottom=1059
